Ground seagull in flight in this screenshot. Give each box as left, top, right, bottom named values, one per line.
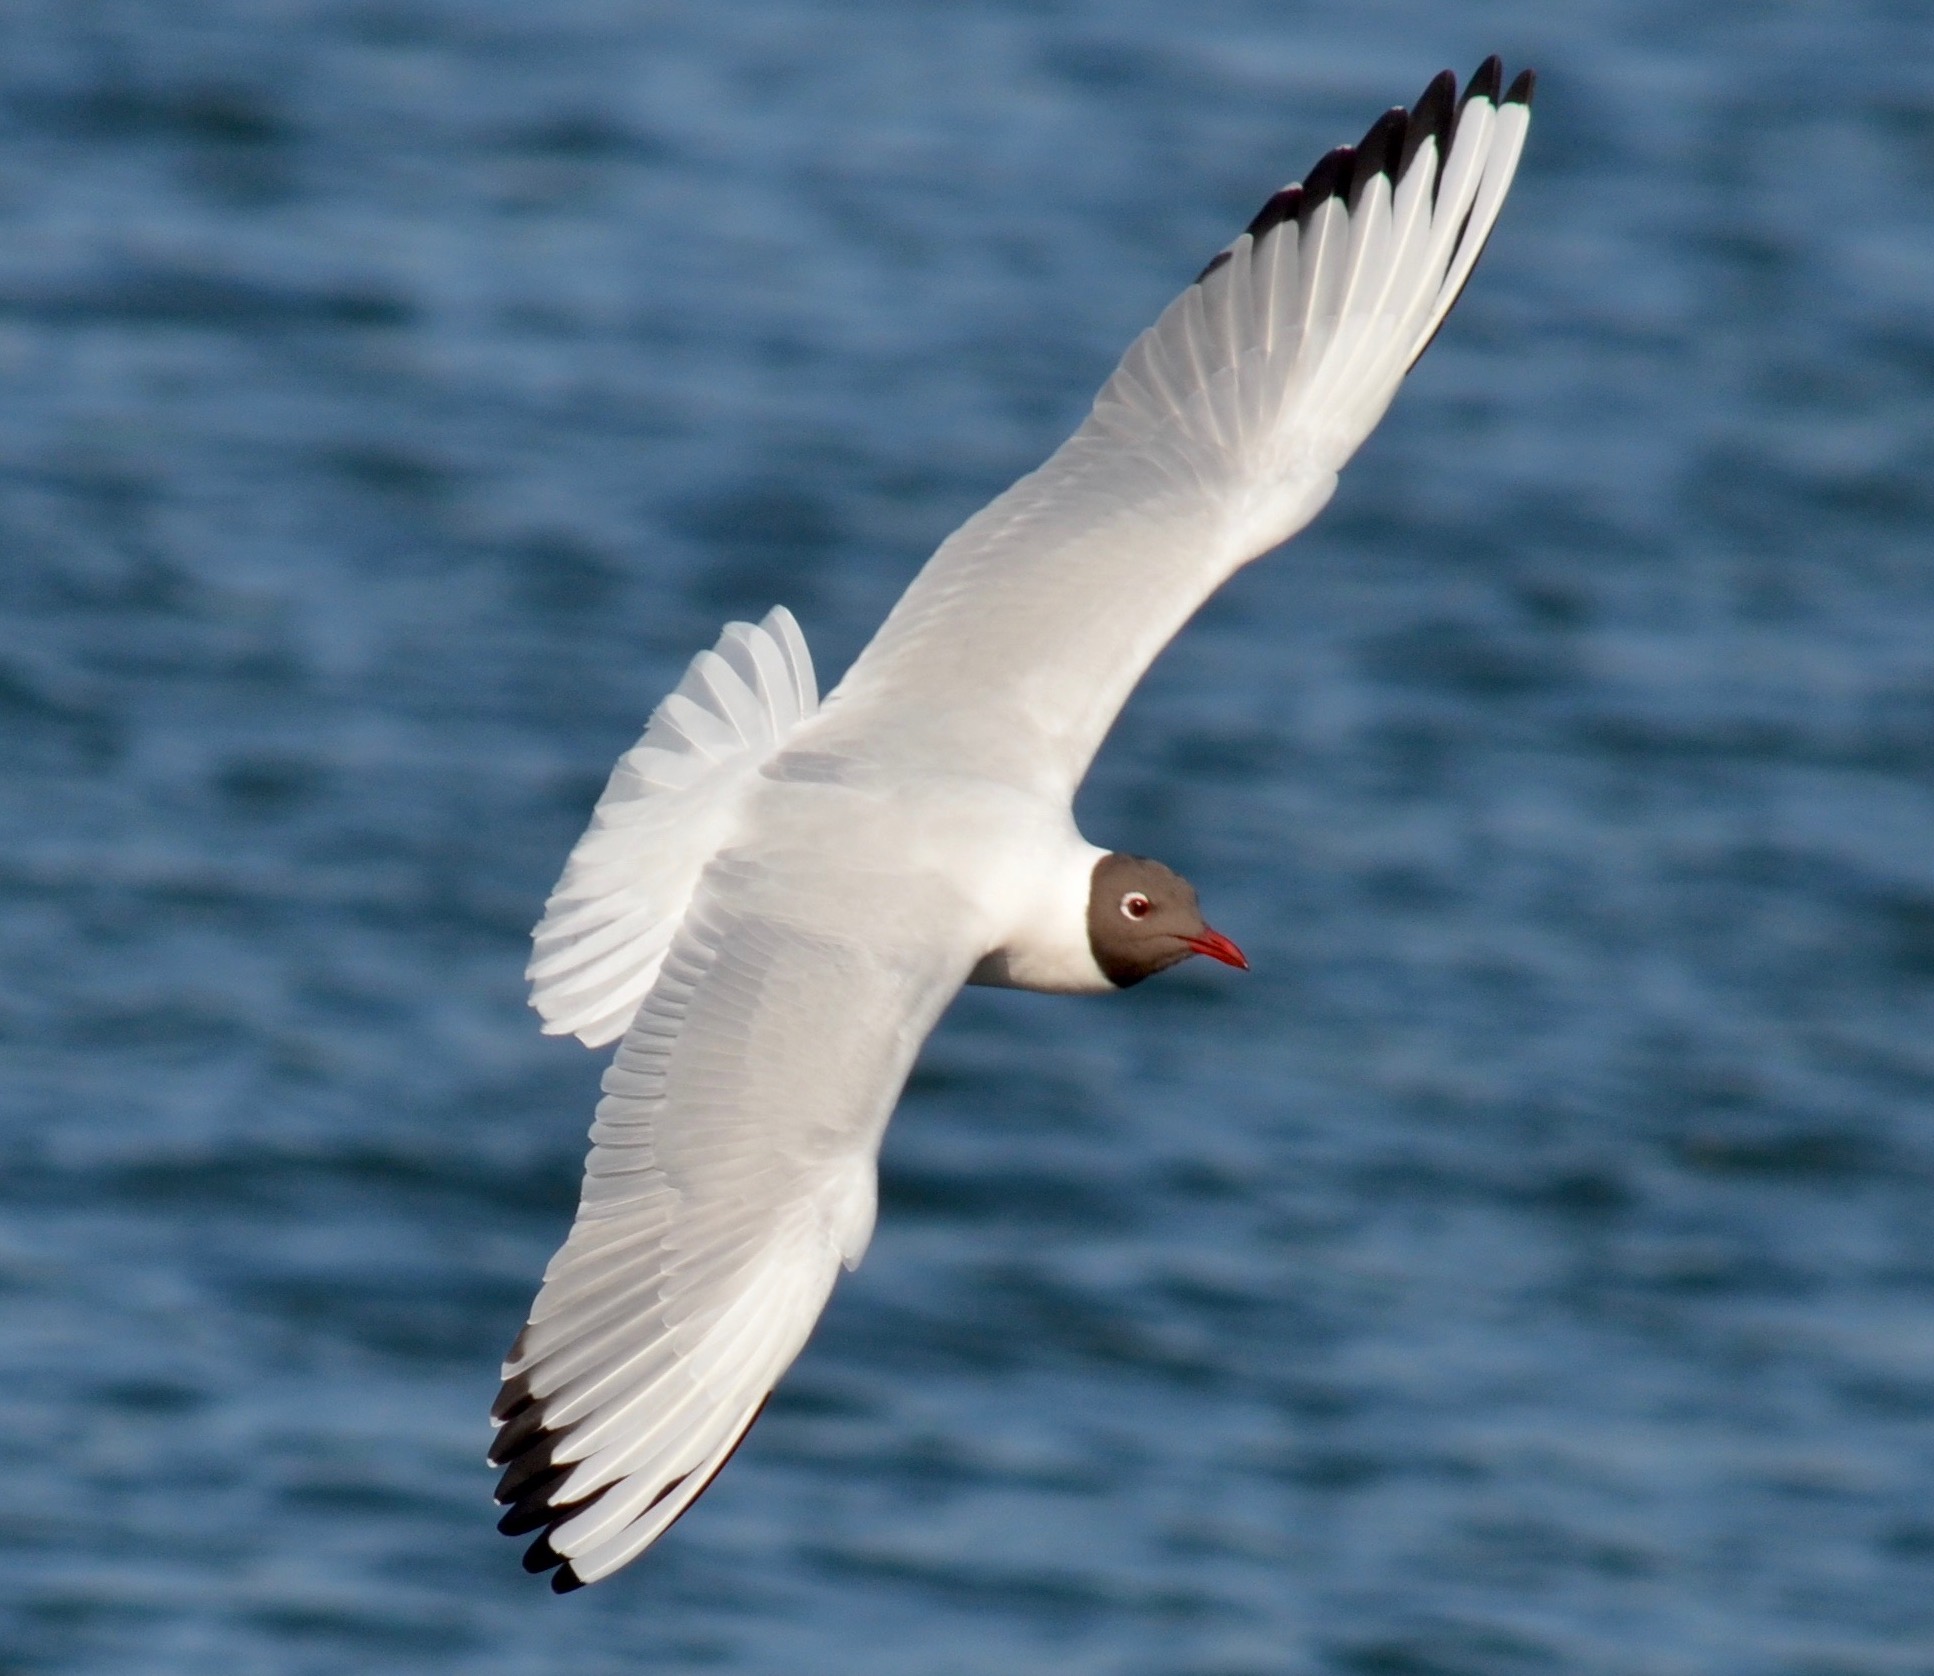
left=492, top=58, right=1534, bottom=1591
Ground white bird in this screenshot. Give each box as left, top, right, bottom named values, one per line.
left=493, top=59, right=1534, bottom=1590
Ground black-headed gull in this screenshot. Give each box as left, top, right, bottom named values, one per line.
left=494, top=59, right=1533, bottom=1590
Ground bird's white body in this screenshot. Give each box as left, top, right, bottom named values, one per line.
left=734, top=745, right=1117, bottom=997
left=494, top=62, right=1535, bottom=1589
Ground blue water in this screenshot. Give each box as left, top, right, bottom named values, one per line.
left=5, top=2, right=1934, bottom=1671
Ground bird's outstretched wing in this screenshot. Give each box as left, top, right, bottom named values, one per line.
left=493, top=851, right=982, bottom=1589
left=821, top=61, right=1533, bottom=796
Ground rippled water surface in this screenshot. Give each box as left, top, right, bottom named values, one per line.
left=6, top=2, right=1934, bottom=1671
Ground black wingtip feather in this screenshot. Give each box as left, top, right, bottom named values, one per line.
left=1194, top=247, right=1233, bottom=284
left=1192, top=57, right=1527, bottom=297
left=1244, top=184, right=1301, bottom=242
left=498, top=1464, right=597, bottom=1538
left=488, top=1403, right=552, bottom=1467
left=491, top=1372, right=535, bottom=1425
left=1400, top=70, right=1457, bottom=180
left=1299, top=146, right=1353, bottom=218
left=1462, top=55, right=1503, bottom=110
left=522, top=1531, right=587, bottom=1591
left=496, top=1451, right=569, bottom=1504
left=522, top=1532, right=567, bottom=1574
left=1349, top=108, right=1407, bottom=206
left=494, top=1443, right=563, bottom=1505
left=499, top=1496, right=564, bottom=1537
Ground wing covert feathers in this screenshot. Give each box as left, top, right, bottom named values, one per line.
left=526, top=606, right=818, bottom=1047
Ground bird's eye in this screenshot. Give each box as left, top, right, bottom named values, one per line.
left=1121, top=892, right=1152, bottom=920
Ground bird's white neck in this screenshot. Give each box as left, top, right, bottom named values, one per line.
left=966, top=825, right=1113, bottom=995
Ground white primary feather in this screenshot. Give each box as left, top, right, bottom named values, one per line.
left=526, top=606, right=818, bottom=1047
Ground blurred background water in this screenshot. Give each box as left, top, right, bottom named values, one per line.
left=3, top=1, right=1933, bottom=1671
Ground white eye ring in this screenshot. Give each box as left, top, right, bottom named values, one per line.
left=1120, top=891, right=1152, bottom=920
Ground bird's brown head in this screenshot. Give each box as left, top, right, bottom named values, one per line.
left=1086, top=853, right=1248, bottom=989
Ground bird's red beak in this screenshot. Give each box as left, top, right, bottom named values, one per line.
left=1184, top=928, right=1249, bottom=971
